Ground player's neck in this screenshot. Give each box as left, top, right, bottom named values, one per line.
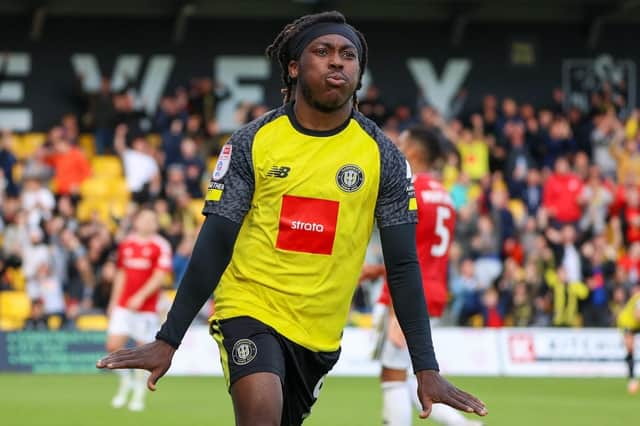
left=291, top=97, right=352, bottom=132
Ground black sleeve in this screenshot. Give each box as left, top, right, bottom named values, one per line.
left=156, top=214, right=241, bottom=348
left=380, top=223, right=439, bottom=373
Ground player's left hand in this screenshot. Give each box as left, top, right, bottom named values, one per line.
left=97, top=340, right=176, bottom=391
left=126, top=293, right=145, bottom=310
left=415, top=370, right=487, bottom=419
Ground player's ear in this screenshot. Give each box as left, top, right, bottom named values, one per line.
left=288, top=60, right=299, bottom=80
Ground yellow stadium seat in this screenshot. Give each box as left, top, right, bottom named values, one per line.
left=75, top=314, right=109, bottom=331
left=80, top=177, right=111, bottom=199
left=47, top=314, right=63, bottom=330
left=107, top=178, right=130, bottom=200
left=109, top=198, right=130, bottom=219
left=0, top=291, right=31, bottom=330
left=91, top=155, right=123, bottom=178
left=0, top=318, right=25, bottom=331
left=79, top=134, right=96, bottom=159
left=190, top=199, right=205, bottom=224
left=13, top=133, right=46, bottom=160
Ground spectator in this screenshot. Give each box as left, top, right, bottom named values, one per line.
left=581, top=240, right=615, bottom=327
left=544, top=118, right=576, bottom=168
left=590, top=111, right=620, bottom=179
left=449, top=258, right=483, bottom=324
left=542, top=156, right=583, bottom=226
left=162, top=119, right=185, bottom=167
left=480, top=288, right=504, bottom=328
left=178, top=138, right=206, bottom=199
left=189, top=78, right=230, bottom=122
left=21, top=173, right=55, bottom=231
left=578, top=165, right=613, bottom=234
left=43, top=132, right=91, bottom=198
left=610, top=128, right=640, bottom=187
left=25, top=261, right=66, bottom=329
left=92, top=76, right=117, bottom=154
left=517, top=168, right=543, bottom=216
left=510, top=282, right=534, bottom=326
left=546, top=224, right=583, bottom=284
left=544, top=266, right=589, bottom=327
left=358, top=85, right=387, bottom=125
left=471, top=215, right=503, bottom=287
left=0, top=130, right=18, bottom=196
left=504, top=121, right=536, bottom=197
left=456, top=126, right=489, bottom=182
left=114, top=124, right=160, bottom=204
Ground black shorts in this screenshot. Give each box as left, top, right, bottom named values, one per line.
left=210, top=316, right=340, bottom=425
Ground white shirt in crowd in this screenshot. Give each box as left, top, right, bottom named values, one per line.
left=121, top=149, right=158, bottom=192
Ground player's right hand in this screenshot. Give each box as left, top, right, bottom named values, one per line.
left=96, top=340, right=176, bottom=391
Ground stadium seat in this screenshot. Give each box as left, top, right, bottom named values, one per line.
left=80, top=177, right=111, bottom=199
left=0, top=291, right=31, bottom=330
left=47, top=314, right=63, bottom=330
left=190, top=199, right=205, bottom=224
left=13, top=133, right=46, bottom=160
left=91, top=156, right=123, bottom=178
left=75, top=314, right=109, bottom=331
left=107, top=178, right=130, bottom=200
left=78, top=134, right=96, bottom=159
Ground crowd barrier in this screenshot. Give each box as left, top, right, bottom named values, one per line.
left=1, top=327, right=638, bottom=377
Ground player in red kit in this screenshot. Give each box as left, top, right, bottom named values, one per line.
left=361, top=127, right=480, bottom=426
left=106, top=208, right=172, bottom=411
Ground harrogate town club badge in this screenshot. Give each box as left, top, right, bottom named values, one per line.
left=232, top=339, right=258, bottom=365
left=336, top=164, right=364, bottom=192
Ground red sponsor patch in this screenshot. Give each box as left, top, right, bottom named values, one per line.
left=276, top=195, right=339, bottom=255
left=508, top=334, right=535, bottom=363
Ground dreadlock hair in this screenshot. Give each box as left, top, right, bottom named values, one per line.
left=265, top=11, right=368, bottom=108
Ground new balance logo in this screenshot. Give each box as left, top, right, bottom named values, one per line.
left=267, top=166, right=291, bottom=178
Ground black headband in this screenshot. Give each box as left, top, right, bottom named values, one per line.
left=288, top=22, right=363, bottom=60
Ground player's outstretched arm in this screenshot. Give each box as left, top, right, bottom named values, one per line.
left=97, top=214, right=241, bottom=390
left=379, top=223, right=487, bottom=419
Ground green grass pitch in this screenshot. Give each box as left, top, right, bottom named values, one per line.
left=0, top=374, right=636, bottom=425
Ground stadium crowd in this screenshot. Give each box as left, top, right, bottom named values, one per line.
left=0, top=73, right=638, bottom=331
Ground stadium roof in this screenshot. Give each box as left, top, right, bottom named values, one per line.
left=2, top=0, right=638, bottom=47
left=1, top=0, right=640, bottom=22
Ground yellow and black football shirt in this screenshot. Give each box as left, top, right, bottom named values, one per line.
left=618, top=293, right=640, bottom=331
left=203, top=102, right=416, bottom=352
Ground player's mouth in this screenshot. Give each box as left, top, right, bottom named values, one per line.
left=326, top=73, right=348, bottom=88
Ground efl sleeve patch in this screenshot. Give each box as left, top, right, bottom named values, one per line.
left=212, top=144, right=232, bottom=181
left=202, top=130, right=256, bottom=223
